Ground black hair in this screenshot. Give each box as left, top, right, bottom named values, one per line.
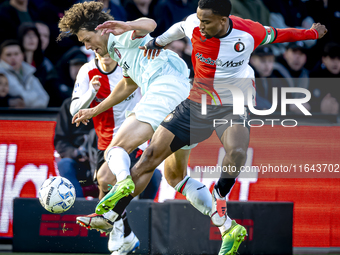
left=198, top=0, right=232, bottom=17
left=0, top=40, right=24, bottom=56
left=323, top=42, right=340, bottom=59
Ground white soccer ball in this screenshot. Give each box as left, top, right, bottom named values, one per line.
left=38, top=176, right=76, bottom=213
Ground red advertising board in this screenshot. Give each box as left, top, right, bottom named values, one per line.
left=189, top=125, right=340, bottom=247
left=1, top=120, right=339, bottom=248
left=0, top=121, right=58, bottom=238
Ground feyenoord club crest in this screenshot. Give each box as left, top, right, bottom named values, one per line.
left=234, top=41, right=245, bottom=52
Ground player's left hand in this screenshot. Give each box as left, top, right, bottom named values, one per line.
left=90, top=75, right=101, bottom=91
left=311, top=23, right=327, bottom=39
left=72, top=108, right=95, bottom=127
left=96, top=21, right=131, bottom=36
left=138, top=38, right=164, bottom=59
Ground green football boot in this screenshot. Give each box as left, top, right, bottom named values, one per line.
left=219, top=220, right=247, bottom=255
left=95, top=175, right=135, bottom=215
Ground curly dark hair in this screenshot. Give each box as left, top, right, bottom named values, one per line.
left=57, top=2, right=114, bottom=41
left=198, top=0, right=232, bottom=17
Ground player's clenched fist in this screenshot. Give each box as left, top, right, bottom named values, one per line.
left=311, top=23, right=328, bottom=39
left=91, top=75, right=102, bottom=91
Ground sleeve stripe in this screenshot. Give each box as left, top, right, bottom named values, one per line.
left=261, top=26, right=278, bottom=45
left=131, top=30, right=147, bottom=40
left=273, top=27, right=278, bottom=42
left=71, top=97, right=79, bottom=102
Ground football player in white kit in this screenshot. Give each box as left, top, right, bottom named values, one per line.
left=70, top=52, right=142, bottom=254
left=58, top=2, right=225, bottom=252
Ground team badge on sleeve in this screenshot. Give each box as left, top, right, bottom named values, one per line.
left=164, top=113, right=174, bottom=122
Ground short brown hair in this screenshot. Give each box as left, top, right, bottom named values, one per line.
left=57, top=2, right=114, bottom=41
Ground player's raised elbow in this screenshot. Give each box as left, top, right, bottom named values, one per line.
left=69, top=100, right=78, bottom=116
left=149, top=19, right=157, bottom=32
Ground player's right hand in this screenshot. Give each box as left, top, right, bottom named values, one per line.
left=91, top=75, right=101, bottom=91
left=311, top=23, right=327, bottom=39
left=72, top=108, right=95, bottom=127
left=138, top=38, right=164, bottom=59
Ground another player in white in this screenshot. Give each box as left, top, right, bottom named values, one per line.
left=70, top=52, right=141, bottom=254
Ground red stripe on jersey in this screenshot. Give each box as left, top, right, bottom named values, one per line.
left=89, top=69, right=115, bottom=150
left=230, top=15, right=266, bottom=50
left=189, top=27, right=220, bottom=103
left=131, top=30, right=147, bottom=40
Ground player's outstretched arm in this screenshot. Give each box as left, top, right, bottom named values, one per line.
left=264, top=23, right=327, bottom=45
left=96, top=18, right=157, bottom=38
left=72, top=77, right=138, bottom=126
left=139, top=21, right=186, bottom=59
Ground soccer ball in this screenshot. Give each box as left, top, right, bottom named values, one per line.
left=39, top=176, right=76, bottom=213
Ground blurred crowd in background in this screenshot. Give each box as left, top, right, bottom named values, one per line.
left=0, top=0, right=339, bottom=116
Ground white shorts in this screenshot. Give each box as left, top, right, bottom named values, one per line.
left=128, top=74, right=189, bottom=131
left=127, top=58, right=190, bottom=130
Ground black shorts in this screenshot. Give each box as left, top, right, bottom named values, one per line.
left=96, top=147, right=144, bottom=173
left=160, top=98, right=250, bottom=152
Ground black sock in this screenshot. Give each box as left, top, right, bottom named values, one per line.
left=112, top=195, right=134, bottom=216
left=121, top=210, right=132, bottom=237
left=216, top=177, right=236, bottom=197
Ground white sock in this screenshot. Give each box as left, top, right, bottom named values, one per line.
left=106, top=147, right=131, bottom=182
left=174, top=176, right=212, bottom=216
left=219, top=216, right=232, bottom=234
left=103, top=210, right=119, bottom=222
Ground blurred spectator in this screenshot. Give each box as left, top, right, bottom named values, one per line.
left=123, top=0, right=158, bottom=23
left=53, top=46, right=87, bottom=107
left=54, top=97, right=98, bottom=198
left=230, top=0, right=270, bottom=26
left=77, top=0, right=127, bottom=21
left=309, top=42, right=340, bottom=114
left=17, top=23, right=44, bottom=67
left=250, top=45, right=290, bottom=110
left=0, top=0, right=40, bottom=44
left=262, top=0, right=316, bottom=56
left=153, top=0, right=196, bottom=36
left=165, top=38, right=194, bottom=78
left=17, top=22, right=60, bottom=105
left=0, top=40, right=49, bottom=108
left=35, top=21, right=50, bottom=52
left=274, top=42, right=310, bottom=114
left=0, top=72, right=24, bottom=108
left=303, top=0, right=340, bottom=69
left=38, top=0, right=80, bottom=64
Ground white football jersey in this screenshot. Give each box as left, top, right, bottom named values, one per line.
left=107, top=31, right=189, bottom=95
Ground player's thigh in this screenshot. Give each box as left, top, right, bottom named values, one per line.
left=164, top=148, right=191, bottom=187
left=106, top=114, right=154, bottom=155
